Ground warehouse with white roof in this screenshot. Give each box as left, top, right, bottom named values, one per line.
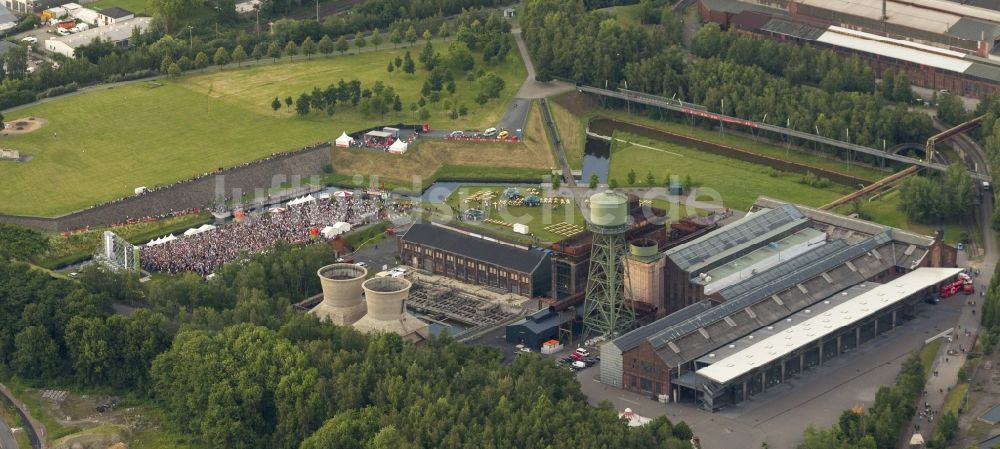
left=600, top=198, right=960, bottom=410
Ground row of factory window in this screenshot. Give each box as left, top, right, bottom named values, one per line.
left=631, top=358, right=664, bottom=376
left=404, top=244, right=529, bottom=282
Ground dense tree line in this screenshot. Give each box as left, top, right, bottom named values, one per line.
left=0, top=236, right=697, bottom=448
left=897, top=163, right=974, bottom=223
left=0, top=223, right=48, bottom=261
left=520, top=0, right=934, bottom=155
left=797, top=353, right=926, bottom=449
left=691, top=25, right=877, bottom=95
left=521, top=0, right=677, bottom=84
left=0, top=260, right=165, bottom=388
left=152, top=319, right=695, bottom=449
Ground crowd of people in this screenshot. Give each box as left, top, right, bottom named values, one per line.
left=140, top=196, right=408, bottom=276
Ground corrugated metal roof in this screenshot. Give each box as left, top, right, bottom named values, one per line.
left=795, top=0, right=971, bottom=35
left=697, top=267, right=962, bottom=384
left=700, top=0, right=788, bottom=15
left=717, top=239, right=852, bottom=300
left=760, top=17, right=827, bottom=40
left=947, top=17, right=1000, bottom=41
left=666, top=205, right=805, bottom=271
left=400, top=223, right=548, bottom=274
left=817, top=26, right=975, bottom=73
left=646, top=236, right=878, bottom=350
left=611, top=301, right=714, bottom=352
left=964, top=62, right=1000, bottom=82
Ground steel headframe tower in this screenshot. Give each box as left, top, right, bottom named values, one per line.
left=582, top=190, right=636, bottom=341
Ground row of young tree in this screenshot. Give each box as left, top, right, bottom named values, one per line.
left=0, top=2, right=508, bottom=111
left=0, top=234, right=696, bottom=449
left=690, top=25, right=878, bottom=95
left=897, top=163, right=975, bottom=223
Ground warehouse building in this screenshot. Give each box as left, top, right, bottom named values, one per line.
left=701, top=0, right=1000, bottom=58
left=398, top=222, right=551, bottom=297
left=600, top=198, right=959, bottom=409
left=505, top=308, right=578, bottom=349
left=44, top=17, right=151, bottom=58
left=698, top=0, right=1000, bottom=97
left=664, top=204, right=817, bottom=310
left=689, top=267, right=959, bottom=410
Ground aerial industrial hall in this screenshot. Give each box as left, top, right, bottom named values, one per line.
left=597, top=197, right=961, bottom=410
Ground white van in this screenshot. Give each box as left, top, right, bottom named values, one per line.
left=56, top=27, right=71, bottom=36
left=483, top=127, right=498, bottom=137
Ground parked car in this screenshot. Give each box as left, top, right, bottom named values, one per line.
left=449, top=130, right=464, bottom=137
left=497, top=130, right=509, bottom=140
left=20, top=36, right=36, bottom=44
left=574, top=348, right=591, bottom=357
left=483, top=127, right=498, bottom=137
left=57, top=28, right=71, bottom=36
left=572, top=361, right=587, bottom=369
left=355, top=261, right=368, bottom=269
left=957, top=242, right=965, bottom=251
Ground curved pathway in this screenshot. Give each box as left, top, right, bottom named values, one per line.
left=0, top=415, right=16, bottom=449
left=0, top=385, right=44, bottom=449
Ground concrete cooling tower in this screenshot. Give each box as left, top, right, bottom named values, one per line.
left=352, top=277, right=429, bottom=343
left=311, top=263, right=368, bottom=325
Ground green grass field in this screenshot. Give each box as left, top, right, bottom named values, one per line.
left=552, top=92, right=887, bottom=181
left=87, top=0, right=153, bottom=14
left=608, top=131, right=852, bottom=211
left=0, top=44, right=525, bottom=217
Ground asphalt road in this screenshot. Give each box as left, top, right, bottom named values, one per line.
left=0, top=415, right=16, bottom=449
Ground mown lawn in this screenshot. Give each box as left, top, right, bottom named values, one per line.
left=552, top=91, right=888, bottom=182
left=608, top=131, right=852, bottom=211
left=87, top=0, right=154, bottom=14
left=0, top=42, right=525, bottom=217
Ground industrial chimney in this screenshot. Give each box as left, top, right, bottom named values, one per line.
left=353, top=277, right=429, bottom=342
left=311, top=263, right=368, bottom=325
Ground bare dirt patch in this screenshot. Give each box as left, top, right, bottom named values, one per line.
left=1, top=117, right=47, bottom=135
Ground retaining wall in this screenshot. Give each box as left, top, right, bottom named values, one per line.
left=0, top=145, right=332, bottom=232
left=589, top=117, right=873, bottom=187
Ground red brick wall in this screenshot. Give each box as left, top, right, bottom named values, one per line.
left=622, top=341, right=673, bottom=396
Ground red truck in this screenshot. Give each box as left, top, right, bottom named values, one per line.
left=939, top=273, right=974, bottom=298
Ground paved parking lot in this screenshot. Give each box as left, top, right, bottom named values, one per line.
left=574, top=300, right=963, bottom=448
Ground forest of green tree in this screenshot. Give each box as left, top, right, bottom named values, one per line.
left=520, top=0, right=935, bottom=156
left=0, top=239, right=694, bottom=449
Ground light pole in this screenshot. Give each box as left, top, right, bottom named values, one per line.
left=719, top=99, right=725, bottom=136
left=255, top=5, right=260, bottom=39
